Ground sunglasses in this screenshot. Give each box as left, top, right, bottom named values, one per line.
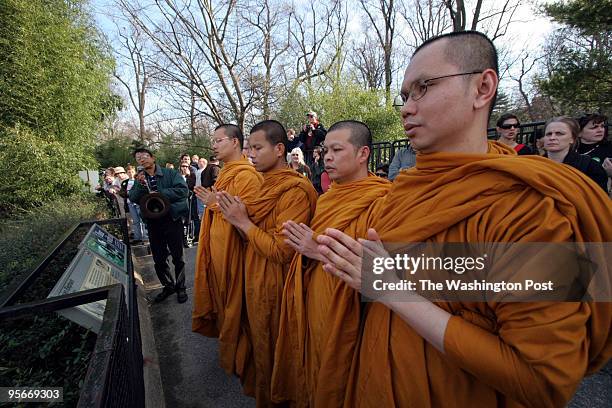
left=500, top=123, right=520, bottom=130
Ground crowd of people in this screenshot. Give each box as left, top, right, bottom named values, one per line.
left=97, top=152, right=221, bottom=247
left=97, top=30, right=610, bottom=408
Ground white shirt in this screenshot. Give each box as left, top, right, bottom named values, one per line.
left=195, top=168, right=205, bottom=187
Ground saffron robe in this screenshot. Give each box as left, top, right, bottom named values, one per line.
left=271, top=175, right=392, bottom=407
left=345, top=142, right=612, bottom=408
left=243, top=168, right=318, bottom=407
left=192, top=157, right=264, bottom=383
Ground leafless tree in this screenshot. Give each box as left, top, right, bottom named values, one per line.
left=399, top=0, right=451, bottom=47
left=288, top=0, right=346, bottom=88
left=358, top=0, right=398, bottom=103
left=240, top=0, right=291, bottom=119
left=506, top=51, right=544, bottom=121
left=113, top=22, right=158, bottom=141
left=117, top=0, right=264, bottom=130
left=442, top=0, right=522, bottom=40
left=350, top=35, right=385, bottom=90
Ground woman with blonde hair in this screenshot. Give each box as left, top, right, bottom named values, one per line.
left=289, top=147, right=312, bottom=179
left=543, top=116, right=607, bottom=192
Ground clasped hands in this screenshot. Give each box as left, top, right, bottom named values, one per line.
left=198, top=188, right=252, bottom=233
left=283, top=222, right=391, bottom=292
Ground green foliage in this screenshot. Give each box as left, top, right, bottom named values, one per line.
left=489, top=90, right=515, bottom=127
left=0, top=126, right=93, bottom=211
left=94, top=133, right=213, bottom=170
left=542, top=0, right=612, bottom=36
left=537, top=0, right=612, bottom=113
left=0, top=314, right=97, bottom=406
left=0, top=193, right=108, bottom=291
left=153, top=133, right=213, bottom=167
left=0, top=0, right=116, bottom=211
left=276, top=80, right=404, bottom=141
left=94, top=136, right=139, bottom=169
left=0, top=193, right=109, bottom=406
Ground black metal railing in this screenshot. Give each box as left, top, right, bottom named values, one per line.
left=367, top=121, right=552, bottom=170
left=0, top=218, right=144, bottom=408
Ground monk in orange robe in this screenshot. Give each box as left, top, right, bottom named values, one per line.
left=271, top=121, right=392, bottom=407
left=192, top=124, right=263, bottom=387
left=215, top=120, right=318, bottom=407
left=317, top=32, right=611, bottom=407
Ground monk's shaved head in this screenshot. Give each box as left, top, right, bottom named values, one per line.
left=250, top=120, right=288, bottom=156
left=327, top=120, right=372, bottom=158
left=414, top=31, right=498, bottom=116
left=414, top=31, right=498, bottom=77
left=215, top=123, right=244, bottom=149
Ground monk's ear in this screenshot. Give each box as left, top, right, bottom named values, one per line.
left=358, top=145, right=370, bottom=164
left=275, top=143, right=285, bottom=159
left=473, top=68, right=498, bottom=112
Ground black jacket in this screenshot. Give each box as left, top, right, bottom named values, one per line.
left=298, top=122, right=327, bottom=150
left=129, top=165, right=189, bottom=220
left=577, top=140, right=612, bottom=165
left=562, top=150, right=608, bottom=192
left=200, top=164, right=221, bottom=188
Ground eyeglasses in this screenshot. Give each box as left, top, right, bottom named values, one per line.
left=395, top=71, right=483, bottom=105
left=180, top=165, right=189, bottom=168
left=499, top=123, right=520, bottom=130
left=212, top=137, right=231, bottom=145
left=375, top=172, right=388, bottom=177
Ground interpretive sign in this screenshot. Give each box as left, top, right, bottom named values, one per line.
left=47, top=225, right=129, bottom=333
left=81, top=224, right=127, bottom=271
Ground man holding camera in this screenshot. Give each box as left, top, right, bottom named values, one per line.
left=298, top=111, right=327, bottom=165
left=130, top=148, right=190, bottom=304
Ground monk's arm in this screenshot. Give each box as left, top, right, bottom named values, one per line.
left=228, top=170, right=263, bottom=238
left=443, top=302, right=588, bottom=407
left=246, top=189, right=313, bottom=264
left=379, top=297, right=451, bottom=354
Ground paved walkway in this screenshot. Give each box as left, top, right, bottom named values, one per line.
left=136, top=245, right=255, bottom=408
left=134, top=245, right=610, bottom=408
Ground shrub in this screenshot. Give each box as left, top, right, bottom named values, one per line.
left=0, top=193, right=108, bottom=292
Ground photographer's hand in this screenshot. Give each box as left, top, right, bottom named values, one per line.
left=136, top=172, right=147, bottom=187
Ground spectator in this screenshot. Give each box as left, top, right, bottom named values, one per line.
left=198, top=155, right=222, bottom=239
left=535, top=128, right=546, bottom=156
left=310, top=146, right=325, bottom=193
left=543, top=116, right=608, bottom=192
left=195, top=158, right=208, bottom=217
left=298, top=111, right=327, bottom=164
left=192, top=157, right=208, bottom=239
left=180, top=153, right=198, bottom=175
left=98, top=168, right=119, bottom=216
left=289, top=147, right=312, bottom=179
left=124, top=165, right=148, bottom=244
left=376, top=162, right=390, bottom=178
left=130, top=148, right=190, bottom=304
left=191, top=154, right=200, bottom=169
left=112, top=166, right=129, bottom=218
left=102, top=167, right=115, bottom=191
left=200, top=155, right=221, bottom=190
left=179, top=162, right=196, bottom=189
left=577, top=113, right=612, bottom=177
left=179, top=162, right=200, bottom=243
left=165, top=162, right=174, bottom=169
left=388, top=144, right=417, bottom=180
left=496, top=113, right=533, bottom=155
left=287, top=128, right=304, bottom=155
left=242, top=137, right=253, bottom=164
